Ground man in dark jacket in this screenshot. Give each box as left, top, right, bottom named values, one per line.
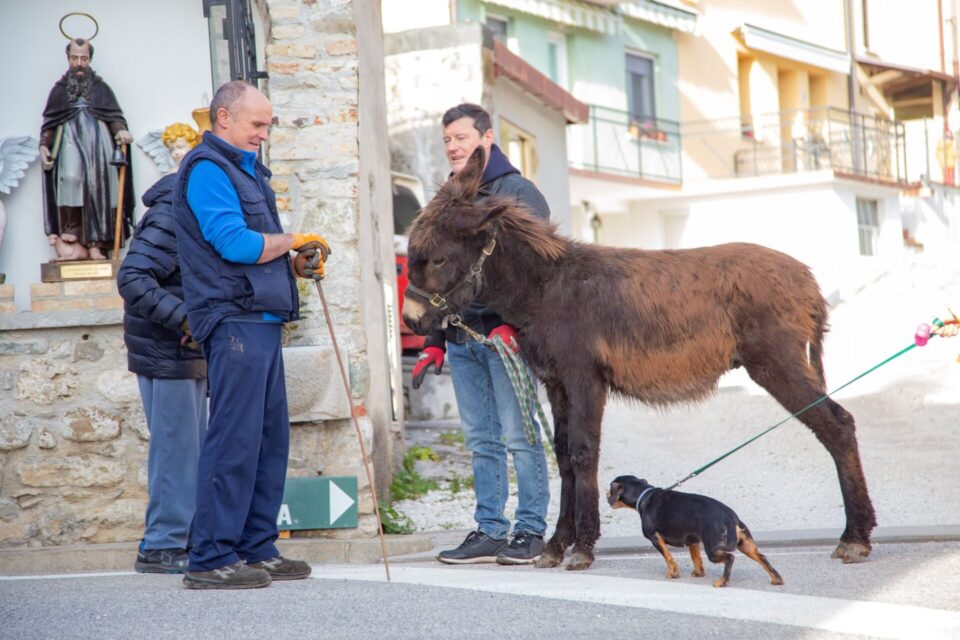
left=118, top=172, right=207, bottom=574
left=413, top=104, right=551, bottom=565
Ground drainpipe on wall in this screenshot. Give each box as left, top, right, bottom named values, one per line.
left=844, top=0, right=857, bottom=114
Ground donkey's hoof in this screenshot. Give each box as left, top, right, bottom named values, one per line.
left=565, top=552, right=594, bottom=571
left=535, top=552, right=563, bottom=569
left=835, top=541, right=871, bottom=563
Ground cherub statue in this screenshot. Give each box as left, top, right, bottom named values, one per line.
left=0, top=136, right=40, bottom=252
left=137, top=122, right=201, bottom=174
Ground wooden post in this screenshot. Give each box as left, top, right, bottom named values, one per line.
left=112, top=144, right=128, bottom=262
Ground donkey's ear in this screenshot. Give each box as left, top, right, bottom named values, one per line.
left=454, top=146, right=487, bottom=194
left=447, top=200, right=509, bottom=236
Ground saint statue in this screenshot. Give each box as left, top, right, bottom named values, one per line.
left=39, top=36, right=134, bottom=261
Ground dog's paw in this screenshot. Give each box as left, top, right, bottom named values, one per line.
left=712, top=577, right=728, bottom=588
left=691, top=568, right=705, bottom=578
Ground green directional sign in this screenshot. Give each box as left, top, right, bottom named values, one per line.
left=276, top=476, right=358, bottom=530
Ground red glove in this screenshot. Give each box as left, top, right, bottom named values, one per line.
left=412, top=346, right=444, bottom=389
left=488, top=324, right=520, bottom=353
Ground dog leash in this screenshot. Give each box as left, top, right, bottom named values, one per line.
left=315, top=279, right=391, bottom=581
left=664, top=317, right=955, bottom=491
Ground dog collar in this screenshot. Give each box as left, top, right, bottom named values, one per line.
left=635, top=487, right=655, bottom=512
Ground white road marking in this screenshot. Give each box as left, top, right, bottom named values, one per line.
left=312, top=565, right=960, bottom=640
left=0, top=571, right=135, bottom=581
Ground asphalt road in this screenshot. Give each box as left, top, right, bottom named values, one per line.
left=3, top=541, right=958, bottom=639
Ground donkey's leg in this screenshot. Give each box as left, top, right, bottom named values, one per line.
left=746, top=356, right=876, bottom=563
left=536, top=381, right=571, bottom=569
left=565, top=379, right=607, bottom=571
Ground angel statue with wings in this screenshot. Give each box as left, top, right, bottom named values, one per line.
left=137, top=122, right=201, bottom=175
left=0, top=136, right=40, bottom=265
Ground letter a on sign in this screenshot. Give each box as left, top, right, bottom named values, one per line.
left=277, top=503, right=293, bottom=527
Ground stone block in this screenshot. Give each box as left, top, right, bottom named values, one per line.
left=62, top=280, right=117, bottom=296
left=0, top=418, right=32, bottom=451
left=282, top=345, right=352, bottom=422
left=269, top=4, right=301, bottom=20
left=30, top=298, right=95, bottom=313
left=268, top=61, right=301, bottom=75
left=0, top=338, right=49, bottom=356
left=36, top=428, right=57, bottom=449
left=93, top=296, right=124, bottom=311
left=96, top=368, right=140, bottom=404
left=0, top=301, right=14, bottom=313
left=17, top=454, right=125, bottom=487
left=16, top=359, right=74, bottom=405
left=63, top=407, right=121, bottom=442
left=325, top=38, right=357, bottom=56
left=30, top=282, right=62, bottom=299
left=273, top=24, right=306, bottom=40
left=0, top=284, right=13, bottom=299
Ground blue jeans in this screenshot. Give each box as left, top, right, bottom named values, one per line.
left=137, top=376, right=208, bottom=551
left=447, top=340, right=549, bottom=538
left=188, top=322, right=290, bottom=571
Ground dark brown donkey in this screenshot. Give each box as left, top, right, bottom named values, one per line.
left=402, top=148, right=876, bottom=571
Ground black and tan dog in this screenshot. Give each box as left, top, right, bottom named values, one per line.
left=608, top=475, right=783, bottom=587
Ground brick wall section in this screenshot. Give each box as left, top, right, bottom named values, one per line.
left=30, top=281, right=123, bottom=313
left=0, top=285, right=14, bottom=314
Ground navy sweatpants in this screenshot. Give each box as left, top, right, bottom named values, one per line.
left=188, top=321, right=289, bottom=571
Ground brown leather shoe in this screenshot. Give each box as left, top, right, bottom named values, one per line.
left=248, top=556, right=312, bottom=580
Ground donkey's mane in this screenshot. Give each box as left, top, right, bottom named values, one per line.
left=492, top=197, right=568, bottom=262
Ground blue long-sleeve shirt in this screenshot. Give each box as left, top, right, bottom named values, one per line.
left=186, top=152, right=265, bottom=265
left=186, top=149, right=283, bottom=323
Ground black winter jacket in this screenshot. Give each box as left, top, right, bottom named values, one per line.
left=117, top=174, right=207, bottom=379
left=425, top=144, right=551, bottom=349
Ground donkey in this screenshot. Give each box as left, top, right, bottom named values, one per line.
left=402, top=147, right=876, bottom=571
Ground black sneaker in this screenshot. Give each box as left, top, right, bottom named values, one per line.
left=496, top=530, right=544, bottom=565
left=248, top=556, right=312, bottom=581
left=182, top=561, right=271, bottom=589
left=437, top=530, right=507, bottom=564
left=135, top=547, right=189, bottom=574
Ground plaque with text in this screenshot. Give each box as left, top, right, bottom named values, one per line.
left=41, top=260, right=117, bottom=283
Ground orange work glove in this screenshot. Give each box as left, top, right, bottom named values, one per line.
left=293, top=242, right=328, bottom=281
left=487, top=324, right=520, bottom=353
left=291, top=232, right=331, bottom=258
left=412, top=346, right=444, bottom=389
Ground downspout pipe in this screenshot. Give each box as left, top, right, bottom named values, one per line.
left=845, top=0, right=857, bottom=114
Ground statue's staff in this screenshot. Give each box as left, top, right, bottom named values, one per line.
left=111, top=144, right=128, bottom=261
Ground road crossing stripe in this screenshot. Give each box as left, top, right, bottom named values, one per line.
left=312, top=565, right=960, bottom=640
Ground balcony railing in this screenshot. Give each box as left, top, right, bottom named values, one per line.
left=567, top=105, right=683, bottom=183
left=904, top=118, right=956, bottom=185
left=683, top=106, right=908, bottom=184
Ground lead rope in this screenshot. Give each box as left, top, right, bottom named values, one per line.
left=449, top=316, right=554, bottom=454
left=664, top=317, right=955, bottom=491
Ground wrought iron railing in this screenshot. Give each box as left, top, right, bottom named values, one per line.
left=682, top=106, right=908, bottom=183
left=567, top=105, right=682, bottom=183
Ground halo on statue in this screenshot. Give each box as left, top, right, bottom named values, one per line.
left=59, top=12, right=99, bottom=41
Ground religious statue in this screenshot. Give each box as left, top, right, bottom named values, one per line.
left=40, top=25, right=134, bottom=262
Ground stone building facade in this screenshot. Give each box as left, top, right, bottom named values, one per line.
left=0, top=0, right=399, bottom=548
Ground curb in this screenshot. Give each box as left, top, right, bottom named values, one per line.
left=0, top=534, right=434, bottom=577
left=388, top=525, right=960, bottom=563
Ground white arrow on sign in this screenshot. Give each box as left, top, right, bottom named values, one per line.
left=329, top=480, right=355, bottom=524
